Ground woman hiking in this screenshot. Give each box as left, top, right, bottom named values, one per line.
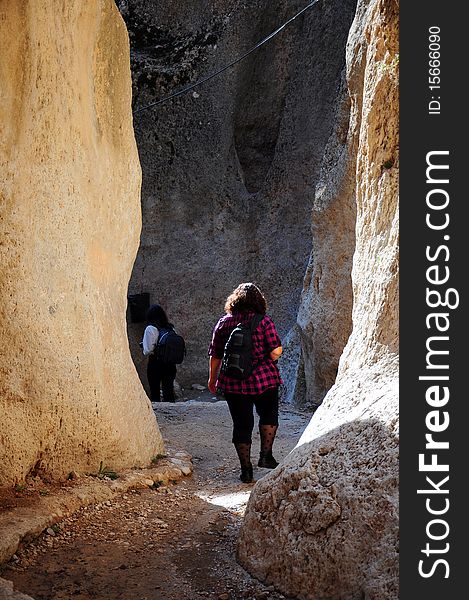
left=142, top=304, right=177, bottom=403
left=208, top=283, right=283, bottom=483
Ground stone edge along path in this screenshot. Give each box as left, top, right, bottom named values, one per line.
left=0, top=450, right=193, bottom=567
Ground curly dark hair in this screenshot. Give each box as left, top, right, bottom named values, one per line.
left=224, top=283, right=267, bottom=315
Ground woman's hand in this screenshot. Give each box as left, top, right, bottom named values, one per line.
left=270, top=346, right=283, bottom=361
left=208, top=357, right=222, bottom=394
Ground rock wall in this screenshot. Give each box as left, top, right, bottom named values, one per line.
left=0, top=0, right=163, bottom=486
left=237, top=1, right=399, bottom=598
left=294, top=73, right=356, bottom=408
left=117, top=0, right=358, bottom=391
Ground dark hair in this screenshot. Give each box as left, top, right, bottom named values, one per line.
left=224, top=283, right=267, bottom=315
left=146, top=304, right=171, bottom=328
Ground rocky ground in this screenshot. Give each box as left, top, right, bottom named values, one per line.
left=0, top=394, right=310, bottom=600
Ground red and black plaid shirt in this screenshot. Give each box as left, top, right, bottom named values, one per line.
left=208, top=311, right=283, bottom=395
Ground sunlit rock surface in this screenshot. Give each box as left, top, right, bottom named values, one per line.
left=0, top=0, right=163, bottom=485
left=238, top=0, right=399, bottom=597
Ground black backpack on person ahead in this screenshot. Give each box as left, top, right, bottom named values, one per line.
left=155, top=326, right=186, bottom=364
left=221, top=314, right=263, bottom=380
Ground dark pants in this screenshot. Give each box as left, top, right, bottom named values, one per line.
left=225, top=387, right=279, bottom=444
left=147, top=358, right=176, bottom=402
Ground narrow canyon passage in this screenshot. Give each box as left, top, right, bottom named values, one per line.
left=2, top=398, right=309, bottom=600
left=122, top=0, right=359, bottom=404
left=0, top=1, right=399, bottom=598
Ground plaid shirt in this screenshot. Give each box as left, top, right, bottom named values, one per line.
left=208, top=311, right=283, bottom=395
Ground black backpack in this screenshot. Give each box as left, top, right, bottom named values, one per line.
left=155, top=327, right=186, bottom=364
left=221, top=314, right=263, bottom=380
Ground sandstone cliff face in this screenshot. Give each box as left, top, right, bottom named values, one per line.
left=237, top=1, right=399, bottom=598
left=118, top=0, right=357, bottom=390
left=0, top=0, right=163, bottom=485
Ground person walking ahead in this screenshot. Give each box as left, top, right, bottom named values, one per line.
left=208, top=283, right=283, bottom=483
left=142, top=304, right=177, bottom=402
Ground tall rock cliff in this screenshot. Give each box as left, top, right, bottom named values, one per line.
left=0, top=0, right=163, bottom=485
left=118, top=0, right=357, bottom=392
left=237, top=0, right=399, bottom=598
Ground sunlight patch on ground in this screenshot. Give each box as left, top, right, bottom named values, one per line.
left=196, top=489, right=252, bottom=513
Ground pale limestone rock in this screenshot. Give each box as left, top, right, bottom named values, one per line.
left=0, top=0, right=163, bottom=485
left=238, top=1, right=399, bottom=598
left=295, top=74, right=356, bottom=407
left=278, top=325, right=305, bottom=406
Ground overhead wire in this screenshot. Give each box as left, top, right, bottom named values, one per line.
left=133, top=0, right=320, bottom=114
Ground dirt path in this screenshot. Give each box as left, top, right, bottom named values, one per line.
left=1, top=396, right=309, bottom=600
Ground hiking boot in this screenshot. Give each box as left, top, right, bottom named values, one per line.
left=240, top=464, right=254, bottom=483
left=258, top=452, right=279, bottom=469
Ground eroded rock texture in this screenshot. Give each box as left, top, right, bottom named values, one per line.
left=117, top=0, right=357, bottom=390
left=294, top=74, right=356, bottom=408
left=237, top=1, right=399, bottom=598
left=0, top=0, right=163, bottom=485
